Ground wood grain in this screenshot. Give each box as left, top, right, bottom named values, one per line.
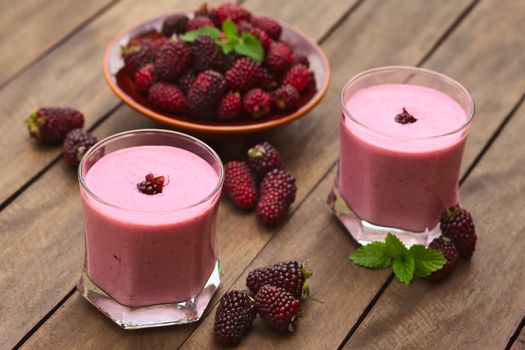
left=0, top=0, right=115, bottom=85
left=343, top=100, right=525, bottom=350
left=1, top=0, right=354, bottom=348
left=18, top=0, right=477, bottom=349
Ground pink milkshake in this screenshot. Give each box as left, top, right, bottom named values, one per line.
left=332, top=67, right=474, bottom=245
left=77, top=129, right=224, bottom=328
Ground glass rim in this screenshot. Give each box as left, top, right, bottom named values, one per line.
left=78, top=128, right=225, bottom=214
left=340, top=65, right=475, bottom=140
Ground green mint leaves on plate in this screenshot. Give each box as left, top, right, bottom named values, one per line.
left=349, top=233, right=446, bottom=284
left=180, top=19, right=264, bottom=62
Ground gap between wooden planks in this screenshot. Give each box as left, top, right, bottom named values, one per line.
left=0, top=0, right=357, bottom=349
left=511, top=324, right=525, bottom=350
left=14, top=0, right=496, bottom=349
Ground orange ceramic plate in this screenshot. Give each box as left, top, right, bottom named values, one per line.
left=103, top=11, right=330, bottom=136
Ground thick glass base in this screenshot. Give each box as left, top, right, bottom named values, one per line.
left=327, top=186, right=441, bottom=247
left=77, top=260, right=222, bottom=329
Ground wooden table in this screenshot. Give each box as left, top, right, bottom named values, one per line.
left=1, top=0, right=524, bottom=349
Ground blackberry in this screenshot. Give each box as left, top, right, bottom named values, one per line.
left=247, top=142, right=283, bottom=178
left=440, top=205, right=477, bottom=258
left=187, top=70, right=227, bottom=119
left=224, top=161, right=258, bottom=209
left=191, top=35, right=223, bottom=72
left=283, top=64, right=313, bottom=93
left=25, top=107, right=84, bottom=144
left=427, top=237, right=459, bottom=281
left=214, top=290, right=256, bottom=344
left=243, top=88, right=272, bottom=119
left=395, top=107, right=418, bottom=124
left=217, top=91, right=242, bottom=121
left=137, top=173, right=165, bottom=195
left=255, top=285, right=300, bottom=331
left=247, top=260, right=311, bottom=298
left=161, top=14, right=189, bottom=37
left=225, top=58, right=265, bottom=92
left=155, top=40, right=190, bottom=81
left=265, top=42, right=292, bottom=73
left=63, top=129, right=98, bottom=167
left=274, top=84, right=300, bottom=111
left=176, top=71, right=195, bottom=94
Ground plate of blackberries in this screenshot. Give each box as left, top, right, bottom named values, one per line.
left=103, top=3, right=330, bottom=136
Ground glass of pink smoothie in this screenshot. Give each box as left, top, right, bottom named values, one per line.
left=329, top=66, right=474, bottom=246
left=77, top=129, right=224, bottom=329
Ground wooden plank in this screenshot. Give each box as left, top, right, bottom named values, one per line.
left=0, top=0, right=115, bottom=85
left=341, top=0, right=525, bottom=346
left=343, top=100, right=525, bottom=350
left=19, top=0, right=475, bottom=349
left=1, top=1, right=354, bottom=348
left=424, top=0, right=525, bottom=175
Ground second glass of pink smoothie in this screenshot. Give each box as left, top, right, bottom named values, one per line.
left=77, top=129, right=224, bottom=329
left=329, top=66, right=474, bottom=246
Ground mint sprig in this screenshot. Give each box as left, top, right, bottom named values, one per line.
left=180, top=19, right=264, bottom=62
left=349, top=233, right=446, bottom=284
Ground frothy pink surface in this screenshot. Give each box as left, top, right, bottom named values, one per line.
left=82, top=146, right=220, bottom=306
left=347, top=84, right=466, bottom=139
left=339, top=84, right=469, bottom=231
left=85, top=146, right=218, bottom=213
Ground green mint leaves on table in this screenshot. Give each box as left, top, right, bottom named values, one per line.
left=349, top=233, right=446, bottom=284
left=180, top=19, right=264, bottom=62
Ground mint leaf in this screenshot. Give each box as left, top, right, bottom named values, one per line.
left=180, top=27, right=221, bottom=42
left=385, top=232, right=408, bottom=258
left=392, top=255, right=415, bottom=284
left=235, top=33, right=264, bottom=62
left=222, top=19, right=238, bottom=40
left=409, top=245, right=447, bottom=277
left=349, top=242, right=391, bottom=269
left=218, top=40, right=236, bottom=54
